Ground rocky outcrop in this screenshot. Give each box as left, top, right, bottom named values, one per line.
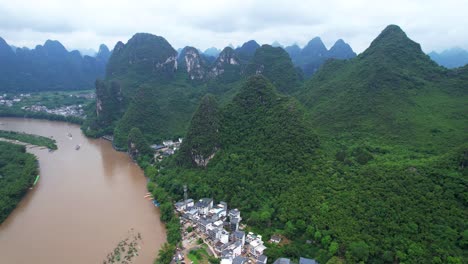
left=95, top=80, right=124, bottom=125
left=210, top=47, right=240, bottom=78
left=178, top=46, right=207, bottom=80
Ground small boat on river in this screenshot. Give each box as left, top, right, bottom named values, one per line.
left=75, top=144, right=80, bottom=150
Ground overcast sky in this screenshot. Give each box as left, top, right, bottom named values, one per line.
left=0, top=0, right=467, bottom=54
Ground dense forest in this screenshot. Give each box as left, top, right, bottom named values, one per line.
left=0, top=141, right=38, bottom=223
left=84, top=24, right=467, bottom=263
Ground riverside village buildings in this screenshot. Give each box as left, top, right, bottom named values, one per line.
left=175, top=198, right=268, bottom=264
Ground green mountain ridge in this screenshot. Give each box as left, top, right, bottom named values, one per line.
left=245, top=45, right=302, bottom=94
left=152, top=25, right=467, bottom=264
left=298, top=25, right=466, bottom=152
left=83, top=25, right=466, bottom=263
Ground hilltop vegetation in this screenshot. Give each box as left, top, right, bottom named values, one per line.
left=245, top=45, right=302, bottom=94
left=0, top=141, right=38, bottom=223
left=83, top=25, right=467, bottom=263
left=151, top=26, right=467, bottom=264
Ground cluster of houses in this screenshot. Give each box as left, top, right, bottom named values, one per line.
left=21, top=104, right=85, bottom=118
left=0, top=93, right=27, bottom=107
left=175, top=198, right=268, bottom=264
left=151, top=138, right=183, bottom=160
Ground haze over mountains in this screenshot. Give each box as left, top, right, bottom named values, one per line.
left=0, top=37, right=110, bottom=92
left=429, top=47, right=468, bottom=68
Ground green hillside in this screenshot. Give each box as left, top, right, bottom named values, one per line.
left=159, top=75, right=320, bottom=214
left=153, top=26, right=467, bottom=264
left=245, top=45, right=301, bottom=94
left=299, top=25, right=466, bottom=153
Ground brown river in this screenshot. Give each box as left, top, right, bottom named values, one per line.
left=0, top=118, right=166, bottom=264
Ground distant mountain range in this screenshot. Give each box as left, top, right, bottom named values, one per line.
left=0, top=37, right=111, bottom=92
left=428, top=47, right=468, bottom=68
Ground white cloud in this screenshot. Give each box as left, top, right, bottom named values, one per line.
left=0, top=0, right=467, bottom=53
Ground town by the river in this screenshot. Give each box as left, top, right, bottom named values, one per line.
left=0, top=117, right=166, bottom=264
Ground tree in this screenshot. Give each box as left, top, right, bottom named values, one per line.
left=154, top=243, right=175, bottom=264
left=128, top=127, right=152, bottom=156
left=347, top=241, right=369, bottom=262
left=329, top=242, right=339, bottom=255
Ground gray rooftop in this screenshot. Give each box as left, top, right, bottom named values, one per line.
left=257, top=255, right=268, bottom=262
left=299, top=257, right=318, bottom=264
left=273, top=258, right=291, bottom=264
left=233, top=230, right=245, bottom=239
left=233, top=256, right=247, bottom=264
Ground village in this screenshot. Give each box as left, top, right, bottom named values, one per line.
left=21, top=104, right=85, bottom=118
left=173, top=197, right=268, bottom=264
left=0, top=92, right=90, bottom=118
left=150, top=138, right=183, bottom=161
left=0, top=93, right=30, bottom=107
left=172, top=198, right=319, bottom=264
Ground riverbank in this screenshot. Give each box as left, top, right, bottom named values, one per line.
left=0, top=130, right=57, bottom=149
left=0, top=118, right=166, bottom=264
left=0, top=141, right=39, bottom=224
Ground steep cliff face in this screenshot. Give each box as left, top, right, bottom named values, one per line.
left=178, top=46, right=207, bottom=80
left=95, top=80, right=124, bottom=126
left=105, top=33, right=177, bottom=80
left=209, top=47, right=241, bottom=81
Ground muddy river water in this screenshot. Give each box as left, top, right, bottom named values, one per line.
left=0, top=117, right=166, bottom=264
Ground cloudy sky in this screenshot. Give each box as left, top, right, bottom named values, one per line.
left=0, top=0, right=467, bottom=54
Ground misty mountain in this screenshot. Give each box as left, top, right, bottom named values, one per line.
left=0, top=37, right=111, bottom=92
left=203, top=47, right=221, bottom=57
left=428, top=47, right=468, bottom=68
left=285, top=37, right=356, bottom=77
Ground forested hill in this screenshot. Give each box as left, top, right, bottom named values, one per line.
left=0, top=37, right=110, bottom=92
left=298, top=24, right=467, bottom=152
left=153, top=25, right=467, bottom=264
left=85, top=33, right=338, bottom=146
left=161, top=75, right=321, bottom=213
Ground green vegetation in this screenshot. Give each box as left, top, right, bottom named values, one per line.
left=188, top=247, right=211, bottom=264
left=0, top=130, right=57, bottom=149
left=0, top=141, right=38, bottom=223
left=177, top=94, right=221, bottom=167
left=146, top=164, right=182, bottom=264
left=154, top=243, right=176, bottom=264
left=87, top=26, right=467, bottom=263
left=245, top=45, right=301, bottom=94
